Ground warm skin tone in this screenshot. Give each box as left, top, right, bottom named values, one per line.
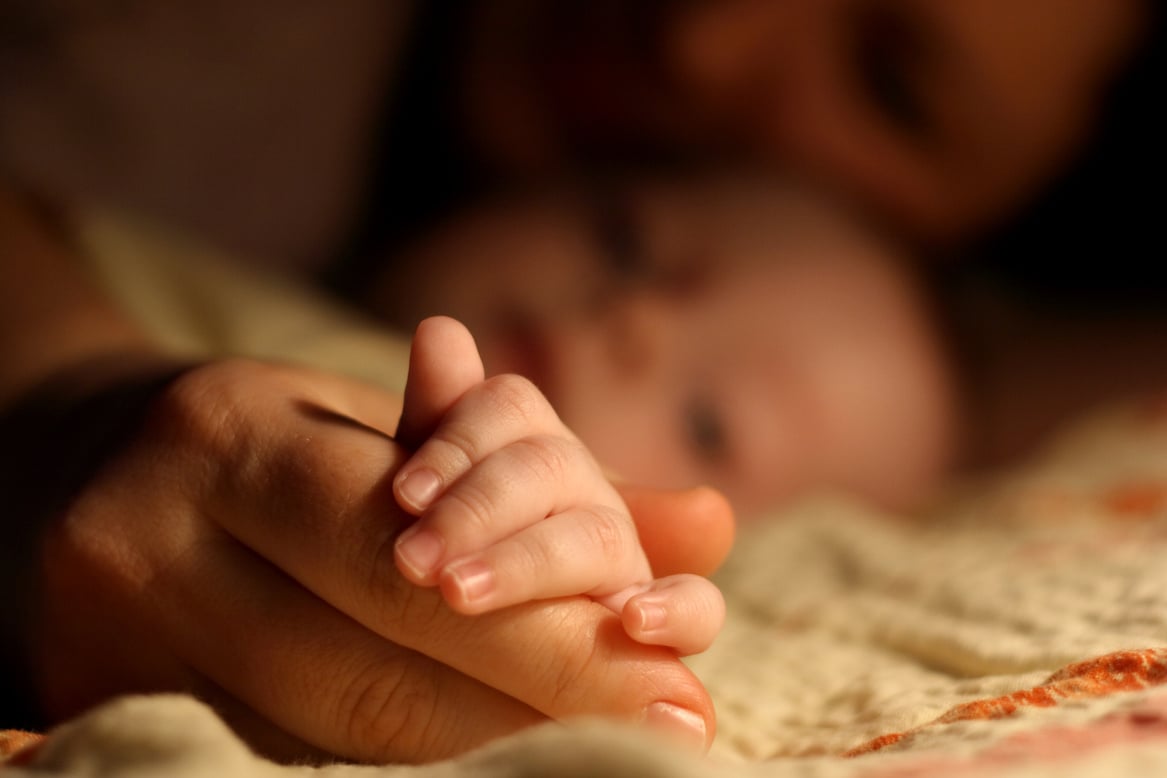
left=372, top=180, right=956, bottom=517
left=0, top=3, right=1152, bottom=766
left=392, top=316, right=726, bottom=657
left=0, top=188, right=730, bottom=761
left=3, top=0, right=1152, bottom=760
left=375, top=174, right=1167, bottom=514
left=463, top=0, right=1145, bottom=244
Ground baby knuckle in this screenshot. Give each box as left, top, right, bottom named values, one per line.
left=428, top=424, right=481, bottom=474
left=441, top=480, right=503, bottom=537
left=684, top=581, right=726, bottom=623
left=480, top=374, right=546, bottom=426
left=581, top=506, right=636, bottom=566
left=510, top=435, right=575, bottom=484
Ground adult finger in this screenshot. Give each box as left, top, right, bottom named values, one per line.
left=40, top=401, right=545, bottom=765
left=54, top=502, right=544, bottom=763
left=159, top=531, right=547, bottom=763
left=290, top=361, right=406, bottom=437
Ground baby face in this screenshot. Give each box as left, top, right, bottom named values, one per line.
left=372, top=179, right=954, bottom=516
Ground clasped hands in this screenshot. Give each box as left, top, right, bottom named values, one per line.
left=30, top=316, right=733, bottom=763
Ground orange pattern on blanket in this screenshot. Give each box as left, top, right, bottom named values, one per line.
left=0, top=730, right=44, bottom=763
left=846, top=648, right=1167, bottom=757
left=1102, top=481, right=1167, bottom=519
left=858, top=690, right=1167, bottom=778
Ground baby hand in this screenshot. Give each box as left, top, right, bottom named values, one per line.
left=391, top=316, right=724, bottom=655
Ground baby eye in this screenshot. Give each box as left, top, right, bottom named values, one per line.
left=686, top=397, right=728, bottom=464
left=850, top=3, right=934, bottom=140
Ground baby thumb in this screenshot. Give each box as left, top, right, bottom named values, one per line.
left=395, top=316, right=485, bottom=450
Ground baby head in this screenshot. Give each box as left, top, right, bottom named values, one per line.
left=371, top=176, right=955, bottom=517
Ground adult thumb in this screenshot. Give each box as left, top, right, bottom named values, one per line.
left=617, top=484, right=735, bottom=577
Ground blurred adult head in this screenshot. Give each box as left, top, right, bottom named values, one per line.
left=461, top=0, right=1149, bottom=246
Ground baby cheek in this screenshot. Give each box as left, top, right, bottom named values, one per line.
left=562, top=394, right=698, bottom=490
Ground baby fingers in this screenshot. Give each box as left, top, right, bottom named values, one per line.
left=620, top=575, right=726, bottom=656
left=393, top=373, right=569, bottom=515
left=431, top=504, right=651, bottom=615
left=394, top=432, right=630, bottom=587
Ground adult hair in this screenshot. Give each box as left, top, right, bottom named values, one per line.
left=970, top=3, right=1164, bottom=312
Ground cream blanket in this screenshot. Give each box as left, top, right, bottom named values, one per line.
left=6, top=216, right=1167, bottom=776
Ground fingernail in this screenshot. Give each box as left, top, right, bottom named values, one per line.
left=632, top=601, right=668, bottom=634
left=442, top=558, right=495, bottom=605
left=395, top=527, right=444, bottom=580
left=397, top=468, right=442, bottom=512
left=642, top=702, right=707, bottom=748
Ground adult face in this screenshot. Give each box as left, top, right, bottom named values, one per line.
left=463, top=0, right=1144, bottom=244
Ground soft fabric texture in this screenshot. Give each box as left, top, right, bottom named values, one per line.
left=5, top=215, right=1167, bottom=775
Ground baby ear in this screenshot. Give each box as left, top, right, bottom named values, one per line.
left=396, top=316, right=486, bottom=450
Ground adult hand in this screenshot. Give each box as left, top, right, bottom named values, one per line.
left=619, top=483, right=735, bottom=578
left=29, top=358, right=716, bottom=764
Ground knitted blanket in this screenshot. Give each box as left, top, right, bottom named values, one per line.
left=4, top=216, right=1166, bottom=776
